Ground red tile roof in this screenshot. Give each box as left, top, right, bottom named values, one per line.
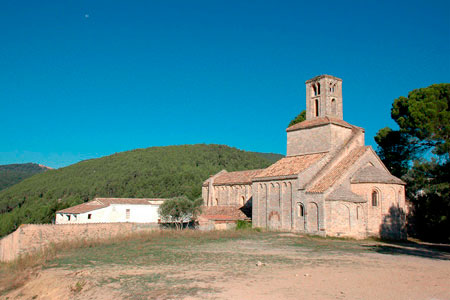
left=95, top=198, right=165, bottom=205
left=255, top=152, right=326, bottom=179
left=286, top=116, right=353, bottom=132
left=57, top=201, right=107, bottom=214
left=305, top=74, right=342, bottom=83
left=351, top=165, right=405, bottom=185
left=199, top=206, right=248, bottom=221
left=326, top=185, right=366, bottom=203
left=307, top=146, right=369, bottom=193
left=57, top=198, right=166, bottom=214
left=213, top=169, right=264, bottom=185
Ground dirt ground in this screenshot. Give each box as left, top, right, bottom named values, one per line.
left=2, top=231, right=450, bottom=300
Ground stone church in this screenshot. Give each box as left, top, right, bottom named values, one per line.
left=202, top=75, right=406, bottom=239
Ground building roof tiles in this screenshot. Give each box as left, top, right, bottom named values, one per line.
left=286, top=116, right=353, bottom=132
left=326, top=185, right=366, bottom=203
left=351, top=165, right=405, bottom=185
left=199, top=206, right=248, bottom=220
left=255, top=152, right=326, bottom=179
left=57, top=198, right=166, bottom=214
left=212, top=169, right=264, bottom=185
left=307, top=146, right=369, bottom=193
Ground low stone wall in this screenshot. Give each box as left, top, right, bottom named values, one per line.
left=0, top=223, right=159, bottom=262
left=198, top=219, right=237, bottom=231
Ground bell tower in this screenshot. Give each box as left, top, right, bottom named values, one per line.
left=305, top=75, right=343, bottom=120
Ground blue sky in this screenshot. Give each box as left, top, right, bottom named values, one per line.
left=1, top=0, right=449, bottom=168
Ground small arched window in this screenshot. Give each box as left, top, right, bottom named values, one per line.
left=298, top=203, right=304, bottom=217
left=315, top=99, right=319, bottom=117
left=215, top=198, right=218, bottom=206
left=372, top=190, right=379, bottom=207
left=312, top=85, right=317, bottom=96
left=331, top=98, right=336, bottom=115
left=317, top=82, right=321, bottom=95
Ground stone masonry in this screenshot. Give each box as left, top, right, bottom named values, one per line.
left=0, top=223, right=158, bottom=262
left=203, top=75, right=407, bottom=239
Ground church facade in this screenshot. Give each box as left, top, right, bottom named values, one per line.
left=202, top=75, right=406, bottom=239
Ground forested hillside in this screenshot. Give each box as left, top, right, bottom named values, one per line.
left=0, top=144, right=281, bottom=236
left=248, top=152, right=284, bottom=163
left=0, top=163, right=50, bottom=191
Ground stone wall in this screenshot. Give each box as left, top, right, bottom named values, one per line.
left=351, top=183, right=406, bottom=238
left=325, top=201, right=367, bottom=238
left=208, top=184, right=252, bottom=207
left=287, top=124, right=353, bottom=157
left=298, top=192, right=326, bottom=235
left=252, top=180, right=295, bottom=230
left=287, top=125, right=331, bottom=156
left=0, top=223, right=158, bottom=262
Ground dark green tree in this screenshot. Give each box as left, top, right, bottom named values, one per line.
left=288, top=110, right=306, bottom=127
left=391, top=83, right=450, bottom=156
left=375, top=83, right=450, bottom=242
left=374, top=127, right=415, bottom=178
left=403, top=159, right=449, bottom=241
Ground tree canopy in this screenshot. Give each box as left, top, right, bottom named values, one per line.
left=374, top=127, right=415, bottom=178
left=391, top=84, right=449, bottom=156
left=288, top=110, right=306, bottom=127
left=158, top=196, right=203, bottom=229
left=375, top=83, right=450, bottom=242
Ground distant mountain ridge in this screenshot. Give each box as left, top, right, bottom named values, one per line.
left=0, top=144, right=283, bottom=236
left=0, top=163, right=50, bottom=192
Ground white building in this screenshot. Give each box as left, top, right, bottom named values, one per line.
left=55, top=198, right=166, bottom=224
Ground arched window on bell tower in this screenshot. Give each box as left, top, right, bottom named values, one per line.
left=315, top=99, right=319, bottom=117
left=331, top=98, right=336, bottom=115
left=305, top=75, right=343, bottom=120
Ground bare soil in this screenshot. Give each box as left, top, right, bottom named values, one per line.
left=1, top=231, right=449, bottom=300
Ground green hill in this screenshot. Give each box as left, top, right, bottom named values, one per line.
left=249, top=152, right=284, bottom=163
left=0, top=163, right=50, bottom=191
left=0, top=144, right=282, bottom=236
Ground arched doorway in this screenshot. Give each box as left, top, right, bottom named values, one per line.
left=307, top=202, right=319, bottom=232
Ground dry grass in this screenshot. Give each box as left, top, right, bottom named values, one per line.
left=69, top=279, right=87, bottom=294
left=2, top=230, right=450, bottom=299
left=0, top=229, right=252, bottom=295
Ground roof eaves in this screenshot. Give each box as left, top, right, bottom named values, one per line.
left=286, top=117, right=353, bottom=132
left=213, top=181, right=252, bottom=186
left=252, top=174, right=299, bottom=182
left=56, top=204, right=107, bottom=214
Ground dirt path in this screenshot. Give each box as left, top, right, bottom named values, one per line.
left=3, top=233, right=450, bottom=300
left=204, top=252, right=450, bottom=300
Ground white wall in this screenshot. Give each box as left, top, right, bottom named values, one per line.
left=55, top=204, right=161, bottom=224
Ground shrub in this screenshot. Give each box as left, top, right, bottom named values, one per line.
left=235, top=220, right=252, bottom=230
